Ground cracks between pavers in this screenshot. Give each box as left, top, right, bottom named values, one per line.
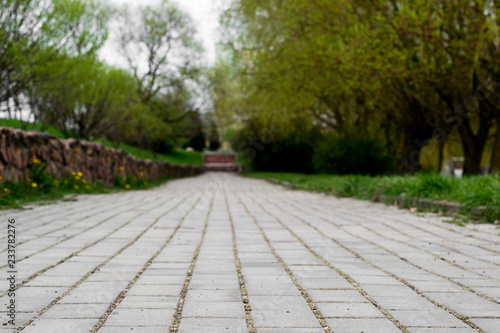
left=356, top=211, right=500, bottom=256
left=91, top=195, right=207, bottom=333
left=283, top=195, right=500, bottom=303
left=0, top=195, right=153, bottom=270
left=233, top=191, right=333, bottom=333
left=14, top=191, right=198, bottom=332
left=260, top=192, right=487, bottom=333
left=224, top=190, right=256, bottom=333
left=244, top=192, right=409, bottom=333
left=168, top=196, right=214, bottom=332
left=0, top=191, right=184, bottom=299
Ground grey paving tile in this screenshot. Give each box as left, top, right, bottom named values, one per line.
left=7, top=174, right=500, bottom=332
left=325, top=318, right=401, bottom=333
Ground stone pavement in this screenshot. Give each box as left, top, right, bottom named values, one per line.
left=0, top=173, right=499, bottom=333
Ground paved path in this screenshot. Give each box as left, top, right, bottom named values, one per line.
left=0, top=173, right=500, bottom=333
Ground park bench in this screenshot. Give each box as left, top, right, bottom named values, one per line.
left=203, top=152, right=240, bottom=172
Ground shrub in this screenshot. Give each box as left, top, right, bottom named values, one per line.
left=232, top=124, right=321, bottom=173
left=313, top=132, right=393, bottom=176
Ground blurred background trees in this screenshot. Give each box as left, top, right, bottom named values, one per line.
left=218, top=0, right=500, bottom=175
left=0, top=0, right=207, bottom=155
left=3, top=0, right=499, bottom=173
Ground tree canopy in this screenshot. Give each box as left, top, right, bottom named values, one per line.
left=217, top=0, right=500, bottom=175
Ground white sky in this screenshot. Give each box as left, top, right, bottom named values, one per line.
left=99, top=0, right=223, bottom=67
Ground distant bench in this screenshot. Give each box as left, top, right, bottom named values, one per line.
left=203, top=153, right=240, bottom=172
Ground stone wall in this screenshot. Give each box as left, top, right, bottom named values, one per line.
left=0, top=127, right=203, bottom=184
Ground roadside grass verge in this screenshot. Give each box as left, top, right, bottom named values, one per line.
left=244, top=172, right=500, bottom=223
left=0, top=161, right=171, bottom=210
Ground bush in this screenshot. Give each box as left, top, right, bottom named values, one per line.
left=313, top=132, right=393, bottom=176
left=152, top=137, right=176, bottom=154
left=187, top=131, right=206, bottom=151
left=253, top=135, right=317, bottom=173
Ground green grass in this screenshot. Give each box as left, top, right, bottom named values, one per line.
left=0, top=162, right=173, bottom=210
left=0, top=118, right=66, bottom=138
left=0, top=119, right=203, bottom=166
left=244, top=172, right=500, bottom=223
left=95, top=139, right=203, bottom=166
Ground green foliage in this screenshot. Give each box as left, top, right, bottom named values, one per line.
left=96, top=138, right=202, bottom=166
left=313, top=132, right=394, bottom=176
left=1, top=0, right=205, bottom=160
left=0, top=119, right=66, bottom=138
left=233, top=118, right=321, bottom=173
left=208, top=120, right=221, bottom=151
left=220, top=0, right=500, bottom=175
left=0, top=162, right=171, bottom=209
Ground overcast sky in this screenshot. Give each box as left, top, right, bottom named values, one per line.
left=99, top=0, right=223, bottom=67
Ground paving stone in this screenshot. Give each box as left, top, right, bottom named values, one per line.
left=185, top=289, right=242, bottom=302
left=307, top=289, right=368, bottom=303
left=325, top=318, right=401, bottom=333
left=127, top=284, right=183, bottom=296
left=250, top=295, right=322, bottom=328
left=99, top=327, right=168, bottom=333
left=178, top=318, right=247, bottom=332
left=389, top=309, right=471, bottom=328
left=182, top=300, right=245, bottom=318
left=117, top=295, right=178, bottom=309
left=104, top=308, right=175, bottom=326
left=317, top=302, right=385, bottom=318
left=21, top=318, right=97, bottom=333
left=5, top=174, right=500, bottom=331
left=468, top=318, right=500, bottom=332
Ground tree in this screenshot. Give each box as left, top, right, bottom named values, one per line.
left=117, top=0, right=203, bottom=104
left=220, top=0, right=500, bottom=175
left=36, top=58, right=138, bottom=139
left=0, top=0, right=112, bottom=121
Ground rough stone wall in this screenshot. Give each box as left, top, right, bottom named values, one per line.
left=0, top=127, right=203, bottom=184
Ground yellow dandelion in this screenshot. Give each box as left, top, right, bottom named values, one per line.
left=32, top=159, right=41, bottom=164
left=75, top=176, right=81, bottom=181
left=139, top=171, right=144, bottom=176
left=74, top=185, right=79, bottom=189
left=3, top=188, right=10, bottom=193
left=119, top=166, right=125, bottom=171
left=0, top=176, right=3, bottom=181
left=82, top=179, right=87, bottom=184
left=71, top=171, right=76, bottom=176
left=31, top=183, right=38, bottom=188
left=77, top=172, right=83, bottom=177
left=125, top=184, right=131, bottom=189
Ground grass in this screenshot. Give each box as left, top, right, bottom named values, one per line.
left=244, top=172, right=500, bottom=223
left=0, top=118, right=203, bottom=166
left=94, top=139, right=203, bottom=166
left=0, top=118, right=66, bottom=138
left=0, top=161, right=172, bottom=210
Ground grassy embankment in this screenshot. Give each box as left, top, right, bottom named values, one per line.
left=0, top=119, right=202, bottom=208
left=244, top=172, right=500, bottom=223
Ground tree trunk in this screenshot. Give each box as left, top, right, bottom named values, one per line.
left=458, top=119, right=485, bottom=175
left=396, top=128, right=434, bottom=175
left=456, top=112, right=490, bottom=176
left=490, top=118, right=500, bottom=173
left=437, top=140, right=445, bottom=174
